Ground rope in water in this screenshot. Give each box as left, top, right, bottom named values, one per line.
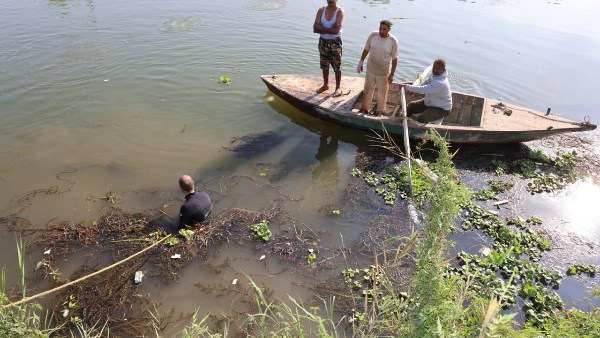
left=2, top=234, right=171, bottom=309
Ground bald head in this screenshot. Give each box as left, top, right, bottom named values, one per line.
left=179, top=175, right=195, bottom=194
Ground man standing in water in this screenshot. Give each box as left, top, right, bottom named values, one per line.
left=313, top=0, right=345, bottom=97
left=178, top=175, right=212, bottom=231
left=357, top=20, right=399, bottom=116
left=404, top=58, right=452, bottom=123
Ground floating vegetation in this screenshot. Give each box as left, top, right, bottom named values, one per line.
left=491, top=158, right=508, bottom=175
left=455, top=201, right=563, bottom=325
left=249, top=220, right=271, bottom=242
left=473, top=187, right=499, bottom=201
left=247, top=0, right=288, bottom=11
left=87, top=191, right=121, bottom=204
left=159, top=16, right=202, bottom=33
left=218, top=74, right=232, bottom=85
left=351, top=162, right=432, bottom=206
left=473, top=179, right=513, bottom=201
left=307, top=249, right=316, bottom=264
left=10, top=173, right=307, bottom=336
left=566, top=264, right=597, bottom=277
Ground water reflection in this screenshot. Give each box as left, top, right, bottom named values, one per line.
left=312, top=134, right=340, bottom=194
left=555, top=180, right=600, bottom=238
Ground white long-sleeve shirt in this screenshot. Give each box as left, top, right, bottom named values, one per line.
left=405, top=71, right=452, bottom=110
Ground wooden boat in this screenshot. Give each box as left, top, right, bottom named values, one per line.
left=260, top=74, right=596, bottom=144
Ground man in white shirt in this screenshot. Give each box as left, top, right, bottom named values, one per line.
left=404, top=58, right=453, bottom=123
left=357, top=20, right=399, bottom=116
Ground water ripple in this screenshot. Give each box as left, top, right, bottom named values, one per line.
left=247, top=0, right=287, bottom=11
left=159, top=17, right=202, bottom=33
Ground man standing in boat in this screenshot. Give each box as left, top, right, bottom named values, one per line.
left=357, top=19, right=399, bottom=116
left=178, top=175, right=212, bottom=232
left=313, top=0, right=345, bottom=97
left=404, top=58, right=452, bottom=123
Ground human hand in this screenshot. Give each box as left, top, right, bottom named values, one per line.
left=357, top=60, right=364, bottom=74
left=388, top=74, right=394, bottom=83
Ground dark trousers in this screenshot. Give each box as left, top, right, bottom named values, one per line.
left=407, top=99, right=450, bottom=123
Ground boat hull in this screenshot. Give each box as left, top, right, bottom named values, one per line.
left=261, top=75, right=596, bottom=144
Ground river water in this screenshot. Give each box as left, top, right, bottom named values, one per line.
left=1, top=0, right=599, bottom=333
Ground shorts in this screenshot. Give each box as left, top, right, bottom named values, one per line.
left=318, top=37, right=342, bottom=72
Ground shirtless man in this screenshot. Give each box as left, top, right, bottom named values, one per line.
left=313, top=0, right=345, bottom=97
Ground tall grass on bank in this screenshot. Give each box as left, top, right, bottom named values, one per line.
left=1, top=238, right=53, bottom=337
left=404, top=131, right=473, bottom=337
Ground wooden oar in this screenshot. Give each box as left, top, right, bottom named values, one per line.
left=413, top=62, right=433, bottom=86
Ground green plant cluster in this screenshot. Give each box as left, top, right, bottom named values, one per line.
left=456, top=201, right=564, bottom=325
left=490, top=151, right=580, bottom=194
left=249, top=220, right=272, bottom=242
left=352, top=164, right=432, bottom=206
left=472, top=179, right=513, bottom=201
left=506, top=216, right=544, bottom=230
left=341, top=265, right=387, bottom=325
left=566, top=264, right=597, bottom=277
left=179, top=229, right=195, bottom=241
left=1, top=286, right=48, bottom=338
left=307, top=249, right=316, bottom=264
left=218, top=74, right=232, bottom=85
left=341, top=265, right=383, bottom=293
left=461, top=201, right=552, bottom=261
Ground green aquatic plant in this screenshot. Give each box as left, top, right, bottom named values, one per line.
left=178, top=229, right=195, bottom=241
left=566, top=264, right=597, bottom=277
left=218, top=75, right=232, bottom=85
left=307, top=249, right=316, bottom=264
left=350, top=167, right=362, bottom=177
left=473, top=187, right=499, bottom=201
left=554, top=151, right=578, bottom=175
left=514, top=158, right=538, bottom=178
left=491, top=158, right=508, bottom=175
left=250, top=220, right=272, bottom=242
left=528, top=150, right=552, bottom=163
left=165, top=237, right=179, bottom=246
left=488, top=179, right=514, bottom=193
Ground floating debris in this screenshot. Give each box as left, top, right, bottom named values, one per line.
left=159, top=16, right=202, bottom=33
left=247, top=0, right=287, bottom=11
left=133, top=271, right=144, bottom=284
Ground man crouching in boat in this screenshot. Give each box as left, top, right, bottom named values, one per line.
left=178, top=175, right=212, bottom=232
left=404, top=58, right=452, bottom=123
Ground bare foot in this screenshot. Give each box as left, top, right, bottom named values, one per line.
left=316, top=85, right=328, bottom=94
left=332, top=89, right=342, bottom=97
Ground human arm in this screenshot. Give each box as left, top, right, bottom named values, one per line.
left=313, top=8, right=324, bottom=33
left=313, top=8, right=344, bottom=34
left=357, top=48, right=369, bottom=73
left=178, top=205, right=191, bottom=230
left=387, top=58, right=397, bottom=83
left=405, top=80, right=440, bottom=94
